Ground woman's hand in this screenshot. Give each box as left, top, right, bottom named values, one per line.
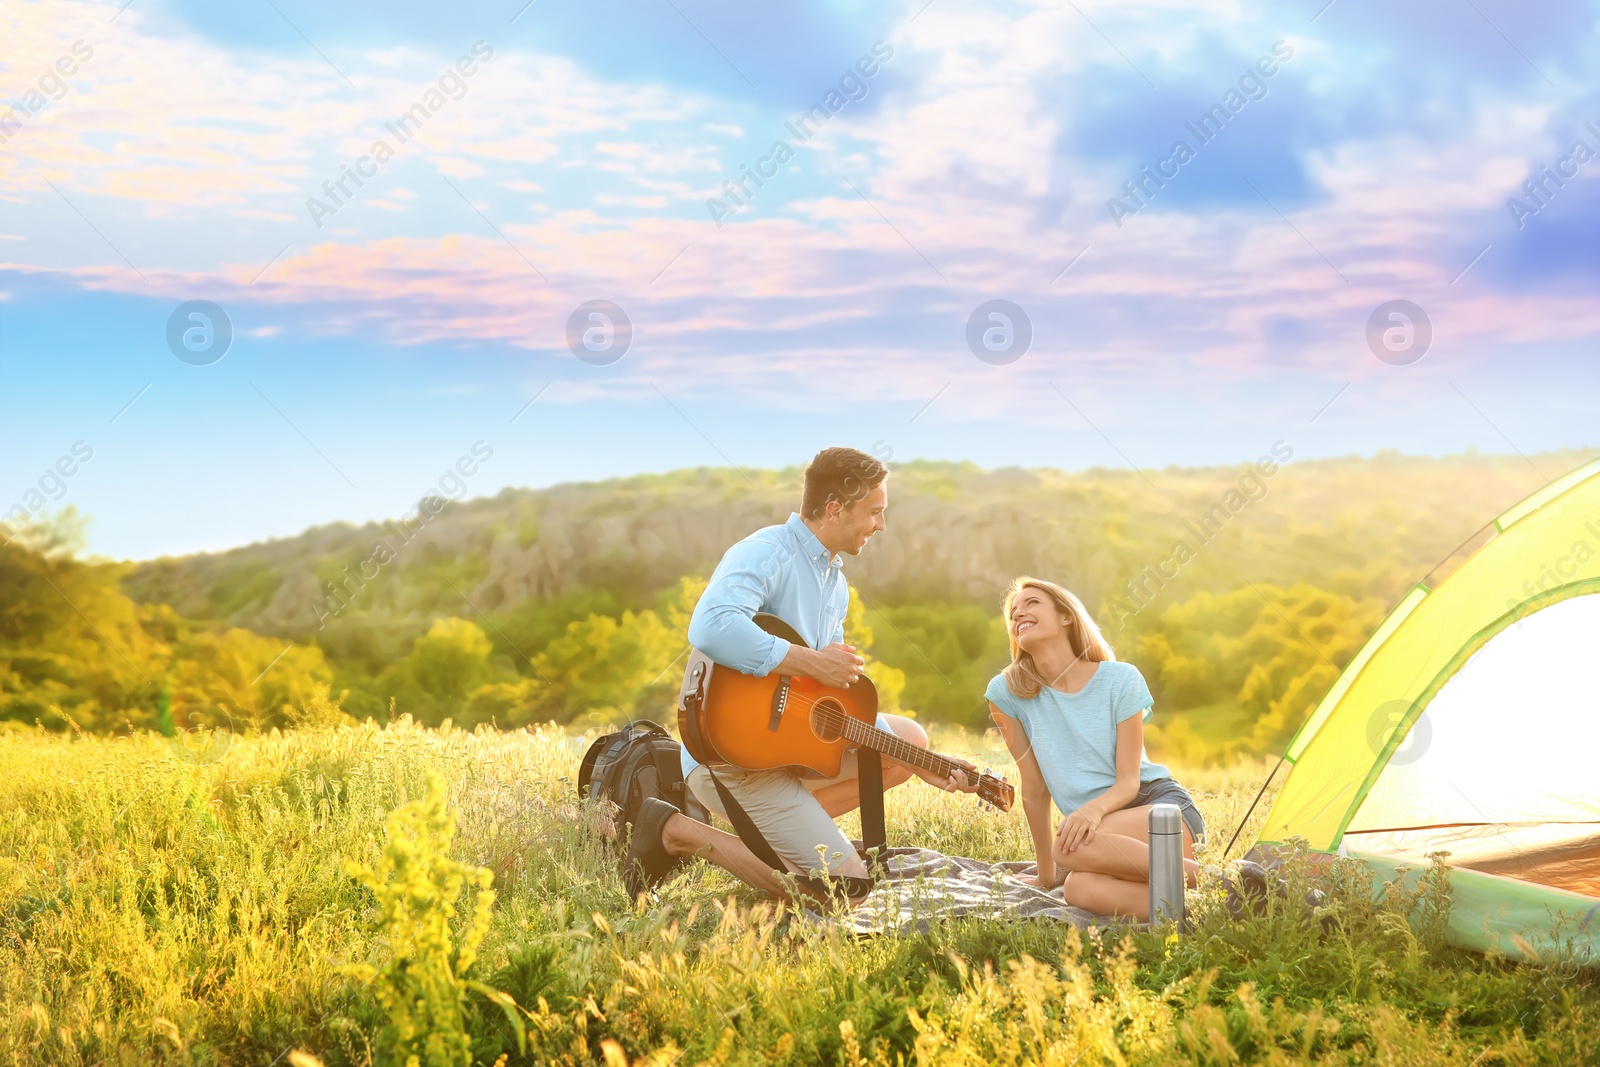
left=1056, top=806, right=1102, bottom=853
left=1018, top=866, right=1061, bottom=890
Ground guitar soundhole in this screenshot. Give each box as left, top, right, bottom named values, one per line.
left=809, top=698, right=848, bottom=742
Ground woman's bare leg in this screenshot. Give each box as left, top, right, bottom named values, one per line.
left=1054, top=828, right=1199, bottom=886
left=1053, top=830, right=1154, bottom=882
left=1061, top=870, right=1150, bottom=920
left=1096, top=805, right=1201, bottom=885
left=1054, top=803, right=1204, bottom=917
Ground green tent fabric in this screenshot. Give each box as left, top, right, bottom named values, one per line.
left=1256, top=457, right=1600, bottom=965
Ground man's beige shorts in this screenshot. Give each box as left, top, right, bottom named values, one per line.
left=686, top=750, right=862, bottom=877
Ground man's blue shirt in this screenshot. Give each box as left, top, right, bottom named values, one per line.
left=680, top=512, right=851, bottom=778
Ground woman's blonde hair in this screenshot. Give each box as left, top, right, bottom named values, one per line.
left=999, top=576, right=1115, bottom=699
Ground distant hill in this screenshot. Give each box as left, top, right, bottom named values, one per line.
left=124, top=448, right=1595, bottom=641
left=15, top=448, right=1596, bottom=751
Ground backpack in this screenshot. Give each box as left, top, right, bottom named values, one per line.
left=576, top=719, right=708, bottom=828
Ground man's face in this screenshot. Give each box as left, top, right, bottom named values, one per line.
left=837, top=478, right=888, bottom=554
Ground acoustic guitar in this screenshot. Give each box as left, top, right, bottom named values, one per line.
left=678, top=612, right=1014, bottom=811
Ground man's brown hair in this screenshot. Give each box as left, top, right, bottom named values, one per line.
left=801, top=446, right=888, bottom=520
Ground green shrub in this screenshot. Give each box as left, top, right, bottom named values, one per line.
left=342, top=772, right=523, bottom=1067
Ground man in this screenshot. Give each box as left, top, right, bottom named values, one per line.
left=626, top=446, right=978, bottom=904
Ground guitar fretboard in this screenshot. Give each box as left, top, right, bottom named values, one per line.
left=835, top=713, right=973, bottom=784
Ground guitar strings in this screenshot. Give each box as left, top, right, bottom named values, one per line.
left=797, top=697, right=1010, bottom=807
left=757, top=684, right=992, bottom=788
left=770, top=686, right=947, bottom=770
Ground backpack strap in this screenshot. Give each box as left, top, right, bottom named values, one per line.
left=703, top=765, right=878, bottom=904
left=650, top=739, right=694, bottom=815
left=616, top=737, right=659, bottom=818
left=577, top=730, right=618, bottom=801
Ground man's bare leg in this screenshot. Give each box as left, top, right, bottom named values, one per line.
left=659, top=811, right=870, bottom=908
left=809, top=713, right=925, bottom=819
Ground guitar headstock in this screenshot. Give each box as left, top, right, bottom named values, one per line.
left=975, top=770, right=1014, bottom=812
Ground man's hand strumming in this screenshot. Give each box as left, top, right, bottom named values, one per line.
left=809, top=642, right=866, bottom=688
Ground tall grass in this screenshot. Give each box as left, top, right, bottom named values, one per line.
left=1, top=720, right=1596, bottom=1065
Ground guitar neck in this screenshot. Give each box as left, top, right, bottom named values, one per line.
left=839, top=716, right=968, bottom=782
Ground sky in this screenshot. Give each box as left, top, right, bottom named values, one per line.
left=2, top=0, right=1597, bottom=560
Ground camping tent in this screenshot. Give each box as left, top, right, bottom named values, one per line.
left=1255, top=456, right=1600, bottom=965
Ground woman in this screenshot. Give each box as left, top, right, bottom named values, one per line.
left=985, top=576, right=1204, bottom=919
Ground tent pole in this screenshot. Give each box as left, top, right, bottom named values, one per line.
left=1222, top=751, right=1287, bottom=860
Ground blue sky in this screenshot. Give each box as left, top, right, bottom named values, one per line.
left=2, top=0, right=1598, bottom=559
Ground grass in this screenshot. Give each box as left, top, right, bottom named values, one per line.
left=1, top=719, right=1598, bottom=1065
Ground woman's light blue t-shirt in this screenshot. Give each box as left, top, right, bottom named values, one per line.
left=984, top=661, right=1171, bottom=816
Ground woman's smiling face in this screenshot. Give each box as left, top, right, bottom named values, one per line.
left=1010, top=586, right=1068, bottom=649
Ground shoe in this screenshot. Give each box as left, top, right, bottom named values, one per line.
left=1219, top=860, right=1329, bottom=927
left=1239, top=859, right=1274, bottom=902
left=624, top=797, right=685, bottom=898
left=1219, top=860, right=1273, bottom=920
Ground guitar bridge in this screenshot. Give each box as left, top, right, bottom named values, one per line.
left=769, top=675, right=791, bottom=732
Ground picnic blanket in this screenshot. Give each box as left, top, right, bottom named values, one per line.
left=803, top=847, right=1125, bottom=935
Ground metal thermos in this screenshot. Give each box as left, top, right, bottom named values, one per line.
left=1148, top=803, right=1186, bottom=926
